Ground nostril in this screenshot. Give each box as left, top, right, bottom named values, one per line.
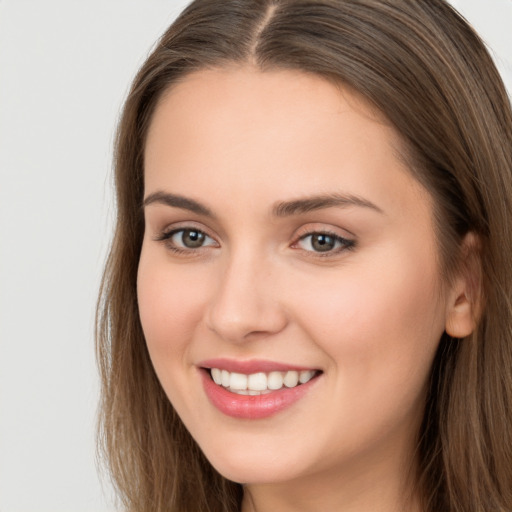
left=205, top=267, right=288, bottom=343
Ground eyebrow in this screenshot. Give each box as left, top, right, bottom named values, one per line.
left=143, top=191, right=214, bottom=217
left=142, top=191, right=384, bottom=218
left=272, top=193, right=384, bottom=217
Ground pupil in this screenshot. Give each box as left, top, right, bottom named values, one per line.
left=312, top=234, right=335, bottom=252
left=183, top=230, right=205, bottom=248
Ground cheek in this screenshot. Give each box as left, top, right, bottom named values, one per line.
left=290, top=248, right=445, bottom=409
left=137, top=250, right=210, bottom=365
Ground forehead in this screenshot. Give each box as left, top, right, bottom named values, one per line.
left=147, top=66, right=391, bottom=152
left=144, top=66, right=429, bottom=218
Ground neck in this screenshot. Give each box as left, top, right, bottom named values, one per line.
left=242, top=471, right=421, bottom=512
left=241, top=435, right=422, bottom=512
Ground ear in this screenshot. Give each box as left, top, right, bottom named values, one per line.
left=445, top=232, right=483, bottom=338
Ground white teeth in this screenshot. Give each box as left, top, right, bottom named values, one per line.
left=267, top=371, right=284, bottom=390
left=299, top=370, right=315, bottom=384
left=211, top=368, right=222, bottom=385
left=210, top=368, right=318, bottom=393
left=284, top=370, right=299, bottom=388
left=247, top=372, right=267, bottom=391
left=229, top=372, right=248, bottom=390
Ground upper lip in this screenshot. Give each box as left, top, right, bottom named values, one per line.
left=198, top=358, right=320, bottom=374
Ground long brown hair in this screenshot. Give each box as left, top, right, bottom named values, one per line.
left=96, top=1, right=512, bottom=510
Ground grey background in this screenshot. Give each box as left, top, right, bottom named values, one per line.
left=0, top=1, right=510, bottom=511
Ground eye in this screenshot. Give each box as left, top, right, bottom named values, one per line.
left=157, top=228, right=217, bottom=251
left=296, top=232, right=355, bottom=254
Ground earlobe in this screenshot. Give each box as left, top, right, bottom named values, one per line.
left=445, top=291, right=477, bottom=338
left=444, top=232, right=482, bottom=338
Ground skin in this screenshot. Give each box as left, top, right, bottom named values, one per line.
left=138, top=67, right=475, bottom=512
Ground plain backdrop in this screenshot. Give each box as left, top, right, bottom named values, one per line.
left=0, top=1, right=510, bottom=511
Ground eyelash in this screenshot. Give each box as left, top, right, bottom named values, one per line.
left=294, top=230, right=356, bottom=257
left=155, top=228, right=217, bottom=255
left=155, top=227, right=356, bottom=257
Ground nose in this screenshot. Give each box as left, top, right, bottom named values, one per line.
left=205, top=249, right=288, bottom=343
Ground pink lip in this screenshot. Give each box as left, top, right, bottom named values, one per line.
left=199, top=358, right=316, bottom=374
left=199, top=366, right=321, bottom=420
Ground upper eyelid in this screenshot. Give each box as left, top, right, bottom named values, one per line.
left=292, top=233, right=356, bottom=259
left=157, top=226, right=218, bottom=244
left=152, top=222, right=356, bottom=247
left=293, top=223, right=356, bottom=241
left=155, top=228, right=219, bottom=255
left=293, top=231, right=354, bottom=247
left=154, top=221, right=217, bottom=239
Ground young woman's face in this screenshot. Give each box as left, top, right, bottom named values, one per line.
left=138, top=67, right=452, bottom=489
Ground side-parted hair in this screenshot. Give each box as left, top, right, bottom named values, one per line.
left=96, top=1, right=512, bottom=511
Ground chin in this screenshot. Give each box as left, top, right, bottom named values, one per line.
left=196, top=435, right=316, bottom=485
left=211, top=460, right=295, bottom=485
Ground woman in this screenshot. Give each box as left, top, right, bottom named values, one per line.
left=96, top=1, right=512, bottom=511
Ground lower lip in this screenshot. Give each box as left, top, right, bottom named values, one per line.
left=200, top=369, right=319, bottom=419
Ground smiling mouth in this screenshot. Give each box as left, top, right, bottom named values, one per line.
left=207, top=368, right=321, bottom=395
